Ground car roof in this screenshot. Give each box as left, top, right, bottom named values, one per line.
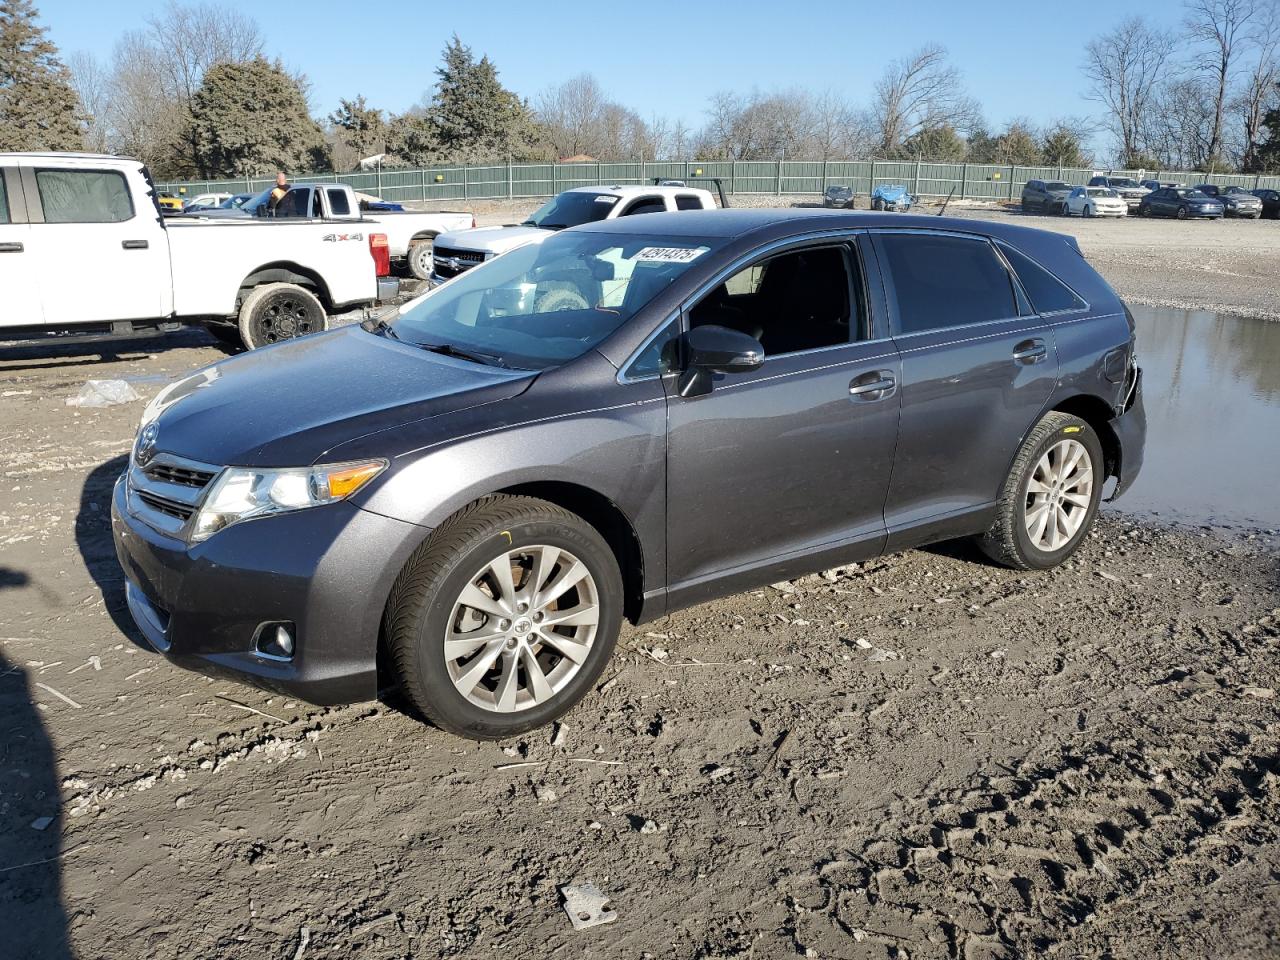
left=562, top=184, right=714, bottom=199
left=571, top=207, right=1086, bottom=246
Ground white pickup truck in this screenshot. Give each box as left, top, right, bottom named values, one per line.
left=0, top=153, right=397, bottom=350
left=429, top=181, right=724, bottom=283
left=191, top=181, right=474, bottom=281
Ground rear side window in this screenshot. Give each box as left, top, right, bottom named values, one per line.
left=621, top=197, right=667, bottom=216
left=35, top=169, right=133, bottom=223
left=877, top=234, right=1017, bottom=335
left=999, top=244, right=1086, bottom=315
left=327, top=188, right=351, bottom=216
left=674, top=194, right=702, bottom=211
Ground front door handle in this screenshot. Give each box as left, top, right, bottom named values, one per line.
left=0, top=241, right=23, bottom=253
left=1013, top=338, right=1048, bottom=364
left=849, top=371, right=896, bottom=401
left=122, top=239, right=149, bottom=250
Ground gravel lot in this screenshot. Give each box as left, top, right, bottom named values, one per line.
left=2, top=199, right=1279, bottom=960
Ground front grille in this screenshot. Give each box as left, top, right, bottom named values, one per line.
left=144, top=462, right=216, bottom=488
left=432, top=246, right=485, bottom=279
left=137, top=490, right=196, bottom=521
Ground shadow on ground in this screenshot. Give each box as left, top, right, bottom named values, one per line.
left=76, top=454, right=145, bottom=650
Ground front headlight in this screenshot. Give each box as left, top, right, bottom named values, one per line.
left=190, top=459, right=387, bottom=543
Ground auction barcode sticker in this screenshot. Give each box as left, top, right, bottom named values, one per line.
left=635, top=247, right=707, bottom=263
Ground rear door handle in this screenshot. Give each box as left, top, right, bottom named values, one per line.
left=1013, top=338, right=1048, bottom=364
left=122, top=239, right=149, bottom=250
left=849, top=371, right=896, bottom=401
left=0, top=241, right=23, bottom=253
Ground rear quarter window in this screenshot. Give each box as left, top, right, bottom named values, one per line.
left=999, top=244, right=1087, bottom=315
left=877, top=234, right=1018, bottom=335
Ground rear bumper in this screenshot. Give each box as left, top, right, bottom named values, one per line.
left=111, top=475, right=426, bottom=705
left=1108, top=368, right=1146, bottom=501
left=376, top=277, right=400, bottom=302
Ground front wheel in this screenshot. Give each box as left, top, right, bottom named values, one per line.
left=237, top=283, right=326, bottom=350
left=1083, top=203, right=1094, bottom=217
left=976, top=412, right=1104, bottom=570
left=407, top=239, right=435, bottom=281
left=1176, top=205, right=1189, bottom=219
left=385, top=496, right=623, bottom=739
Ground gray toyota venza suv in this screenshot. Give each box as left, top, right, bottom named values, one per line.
left=112, top=209, right=1145, bottom=739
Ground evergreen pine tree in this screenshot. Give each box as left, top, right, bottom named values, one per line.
left=428, top=35, right=541, bottom=161
left=0, top=0, right=84, bottom=151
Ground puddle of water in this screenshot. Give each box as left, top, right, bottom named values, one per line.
left=1110, top=305, right=1280, bottom=530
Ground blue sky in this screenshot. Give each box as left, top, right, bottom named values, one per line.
left=37, top=0, right=1186, bottom=147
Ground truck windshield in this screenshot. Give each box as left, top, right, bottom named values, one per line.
left=387, top=230, right=719, bottom=370
left=522, top=192, right=620, bottom=230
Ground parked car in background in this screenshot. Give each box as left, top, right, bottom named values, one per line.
left=111, top=208, right=1145, bottom=739
left=183, top=192, right=231, bottom=212
left=187, top=181, right=474, bottom=280
left=1137, top=186, right=1224, bottom=219
left=1087, top=176, right=1150, bottom=210
left=156, top=192, right=184, bottom=215
left=1193, top=184, right=1262, bottom=218
left=429, top=183, right=720, bottom=282
left=870, top=184, right=913, bottom=211
left=1139, top=179, right=1182, bottom=192
left=217, top=193, right=255, bottom=210
left=823, top=184, right=854, bottom=208
left=1063, top=186, right=1127, bottom=218
left=1250, top=188, right=1280, bottom=218
left=0, top=153, right=396, bottom=351
left=1021, top=180, right=1073, bottom=214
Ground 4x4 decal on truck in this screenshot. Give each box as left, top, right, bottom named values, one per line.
left=321, top=233, right=364, bottom=243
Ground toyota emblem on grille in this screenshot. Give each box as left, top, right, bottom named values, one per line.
left=136, top=422, right=159, bottom=465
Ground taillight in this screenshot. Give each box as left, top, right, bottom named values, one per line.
left=369, top=233, right=390, bottom=277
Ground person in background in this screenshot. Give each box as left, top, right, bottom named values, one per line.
left=268, top=172, right=289, bottom=215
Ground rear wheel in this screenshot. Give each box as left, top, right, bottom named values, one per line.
left=407, top=239, right=434, bottom=280
left=237, top=283, right=326, bottom=350
left=385, top=496, right=623, bottom=739
left=1176, top=205, right=1189, bottom=219
left=977, top=412, right=1104, bottom=570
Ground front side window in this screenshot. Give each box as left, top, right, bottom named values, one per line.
left=620, top=197, right=667, bottom=216
left=878, top=234, right=1017, bottom=335
left=390, top=231, right=720, bottom=370
left=35, top=169, right=133, bottom=223
left=689, top=244, right=861, bottom=355
left=625, top=318, right=681, bottom=380
left=274, top=190, right=310, bottom=218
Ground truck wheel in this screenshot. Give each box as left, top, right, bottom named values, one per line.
left=976, top=412, right=1104, bottom=571
left=237, top=283, right=326, bottom=350
left=385, top=495, right=623, bottom=739
left=407, top=239, right=434, bottom=281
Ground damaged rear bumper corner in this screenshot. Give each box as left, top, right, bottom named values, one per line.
left=1107, top=367, right=1146, bottom=502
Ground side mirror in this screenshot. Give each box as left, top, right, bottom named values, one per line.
left=678, top=325, right=764, bottom=398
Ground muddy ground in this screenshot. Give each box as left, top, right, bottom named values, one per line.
left=2, top=205, right=1280, bottom=960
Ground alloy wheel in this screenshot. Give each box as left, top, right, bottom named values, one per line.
left=1023, top=439, right=1093, bottom=552
left=444, top=545, right=600, bottom=713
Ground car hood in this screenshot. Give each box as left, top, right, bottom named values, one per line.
left=147, top=326, right=535, bottom=467
left=435, top=224, right=552, bottom=254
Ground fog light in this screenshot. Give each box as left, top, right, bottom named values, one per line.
left=254, top=621, right=296, bottom=660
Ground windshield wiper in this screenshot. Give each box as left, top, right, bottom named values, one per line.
left=363, top=315, right=399, bottom=339
left=417, top=341, right=509, bottom=368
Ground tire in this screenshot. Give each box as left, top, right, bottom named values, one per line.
left=534, top=285, right=589, bottom=312
left=1176, top=205, right=1189, bottom=219
left=871, top=197, right=884, bottom=211
left=976, top=411, right=1104, bottom=571
left=1061, top=203, right=1072, bottom=217
left=205, top=322, right=243, bottom=349
left=237, top=283, right=326, bottom=350
left=407, top=239, right=435, bottom=281
left=1083, top=203, right=1094, bottom=217
left=1020, top=199, right=1029, bottom=212
left=385, top=495, right=623, bottom=739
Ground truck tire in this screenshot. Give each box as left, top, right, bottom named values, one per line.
left=385, top=495, right=623, bottom=739
left=976, top=411, right=1104, bottom=571
left=534, top=285, right=589, bottom=312
left=407, top=239, right=434, bottom=281
left=237, top=283, right=326, bottom=350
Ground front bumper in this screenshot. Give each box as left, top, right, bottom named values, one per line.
left=1107, top=367, right=1146, bottom=501
left=111, top=475, right=426, bottom=705
left=1224, top=206, right=1262, bottom=217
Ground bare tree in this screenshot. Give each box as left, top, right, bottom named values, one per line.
left=1084, top=17, right=1179, bottom=164
left=535, top=73, right=607, bottom=157
left=66, top=51, right=111, bottom=151
left=1238, top=3, right=1280, bottom=169
left=1184, top=0, right=1259, bottom=167
left=871, top=45, right=980, bottom=155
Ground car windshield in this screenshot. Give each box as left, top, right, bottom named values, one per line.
left=386, top=230, right=720, bottom=370
left=1109, top=178, right=1138, bottom=187
left=1046, top=182, right=1070, bottom=191
left=1223, top=186, right=1250, bottom=195
left=521, top=192, right=620, bottom=230
left=1087, top=188, right=1118, bottom=197
left=237, top=188, right=274, bottom=213
left=1175, top=189, right=1211, bottom=200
